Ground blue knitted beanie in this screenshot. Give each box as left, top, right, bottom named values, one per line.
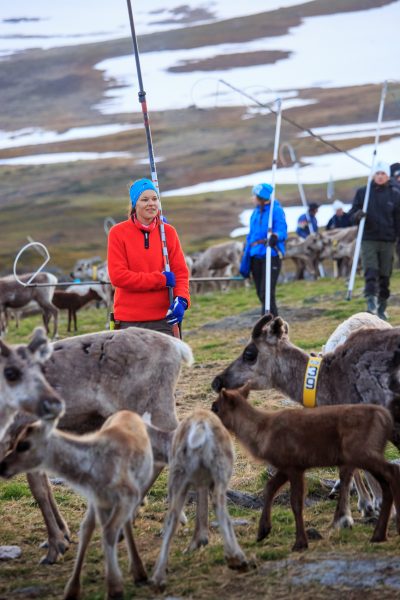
left=252, top=183, right=273, bottom=200
left=129, top=178, right=158, bottom=208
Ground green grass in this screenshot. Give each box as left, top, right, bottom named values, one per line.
left=2, top=263, right=400, bottom=599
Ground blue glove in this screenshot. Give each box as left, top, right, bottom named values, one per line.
left=163, top=271, right=176, bottom=287
left=166, top=296, right=188, bottom=325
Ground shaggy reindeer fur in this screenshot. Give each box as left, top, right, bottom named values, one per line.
left=211, top=385, right=400, bottom=551
left=322, top=312, right=392, bottom=517
left=149, top=408, right=248, bottom=590
left=0, top=328, right=63, bottom=439
left=2, top=327, right=193, bottom=564
left=0, top=410, right=153, bottom=600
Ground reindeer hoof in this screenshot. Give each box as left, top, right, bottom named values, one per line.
left=150, top=578, right=166, bottom=593
left=107, top=590, right=123, bottom=600
left=134, top=573, right=148, bottom=586
left=291, top=541, right=308, bottom=552
left=185, top=537, right=208, bottom=553
left=226, top=556, right=249, bottom=571
left=370, top=534, right=387, bottom=543
left=256, top=526, right=271, bottom=542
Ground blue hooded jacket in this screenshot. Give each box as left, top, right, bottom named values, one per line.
left=247, top=200, right=287, bottom=257
left=240, top=200, right=288, bottom=277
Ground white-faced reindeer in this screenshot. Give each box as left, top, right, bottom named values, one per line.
left=147, top=408, right=248, bottom=590
left=0, top=410, right=153, bottom=600
left=1, top=327, right=193, bottom=564
left=0, top=272, right=58, bottom=338
left=0, top=327, right=64, bottom=439
left=211, top=384, right=400, bottom=551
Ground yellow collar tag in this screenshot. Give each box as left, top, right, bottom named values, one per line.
left=303, top=356, right=322, bottom=408
left=92, top=265, right=98, bottom=281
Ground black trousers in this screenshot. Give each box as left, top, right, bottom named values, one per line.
left=250, top=256, right=281, bottom=317
left=361, top=240, right=394, bottom=300
left=119, top=319, right=174, bottom=337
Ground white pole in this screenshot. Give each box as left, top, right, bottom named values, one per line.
left=279, top=142, right=324, bottom=276
left=346, top=80, right=388, bottom=301
left=265, top=98, right=282, bottom=314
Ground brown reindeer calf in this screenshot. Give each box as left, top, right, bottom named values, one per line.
left=148, top=408, right=248, bottom=590
left=52, top=288, right=102, bottom=332
left=0, top=410, right=153, bottom=600
left=211, top=384, right=400, bottom=551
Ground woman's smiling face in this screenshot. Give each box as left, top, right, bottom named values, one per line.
left=135, top=189, right=159, bottom=224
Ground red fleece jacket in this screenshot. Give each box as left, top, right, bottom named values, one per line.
left=107, top=219, right=190, bottom=321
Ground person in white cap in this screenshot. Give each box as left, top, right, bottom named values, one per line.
left=348, top=161, right=400, bottom=320
left=326, top=199, right=351, bottom=231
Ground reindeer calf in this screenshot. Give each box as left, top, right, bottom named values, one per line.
left=149, top=408, right=248, bottom=590
left=0, top=410, right=153, bottom=600
left=211, top=385, right=400, bottom=551
left=52, top=288, right=102, bottom=332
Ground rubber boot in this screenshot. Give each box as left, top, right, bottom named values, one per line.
left=377, top=299, right=389, bottom=321
left=366, top=295, right=378, bottom=315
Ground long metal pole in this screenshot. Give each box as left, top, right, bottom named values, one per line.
left=126, top=0, right=180, bottom=336
left=346, top=80, right=388, bottom=301
left=264, top=98, right=282, bottom=314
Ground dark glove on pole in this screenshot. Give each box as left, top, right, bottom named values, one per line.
left=268, top=233, right=279, bottom=248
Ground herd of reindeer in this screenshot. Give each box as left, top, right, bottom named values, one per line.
left=0, top=225, right=357, bottom=340
left=1, top=230, right=400, bottom=598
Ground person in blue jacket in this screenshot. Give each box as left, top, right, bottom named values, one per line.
left=296, top=202, right=319, bottom=239
left=240, top=182, right=287, bottom=316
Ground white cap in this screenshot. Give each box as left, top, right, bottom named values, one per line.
left=374, top=161, right=390, bottom=177
left=332, top=199, right=344, bottom=211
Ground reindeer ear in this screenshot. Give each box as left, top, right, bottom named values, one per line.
left=252, top=313, right=274, bottom=339
left=269, top=317, right=289, bottom=340
left=28, top=327, right=53, bottom=363
left=239, top=381, right=251, bottom=399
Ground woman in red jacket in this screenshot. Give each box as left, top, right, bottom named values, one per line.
left=107, top=178, right=190, bottom=336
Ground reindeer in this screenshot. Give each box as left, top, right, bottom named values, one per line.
left=211, top=384, right=400, bottom=551
left=284, top=233, right=328, bottom=280
left=148, top=408, right=248, bottom=590
left=0, top=410, right=153, bottom=599
left=322, top=312, right=392, bottom=517
left=52, top=288, right=102, bottom=332
left=0, top=327, right=64, bottom=440
left=212, top=314, right=400, bottom=514
left=0, top=272, right=58, bottom=338
left=212, top=314, right=400, bottom=439
left=1, top=326, right=193, bottom=564
left=191, top=241, right=243, bottom=293
left=71, top=260, right=113, bottom=313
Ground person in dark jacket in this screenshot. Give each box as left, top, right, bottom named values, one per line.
left=390, top=163, right=400, bottom=266
left=348, top=161, right=400, bottom=320
left=240, top=183, right=287, bottom=316
left=296, top=202, right=319, bottom=239
left=326, top=200, right=351, bottom=230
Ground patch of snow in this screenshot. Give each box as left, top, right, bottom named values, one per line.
left=162, top=136, right=400, bottom=197
left=93, top=3, right=400, bottom=114
left=0, top=151, right=132, bottom=165
left=0, top=123, right=141, bottom=150
left=0, top=1, right=316, bottom=56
